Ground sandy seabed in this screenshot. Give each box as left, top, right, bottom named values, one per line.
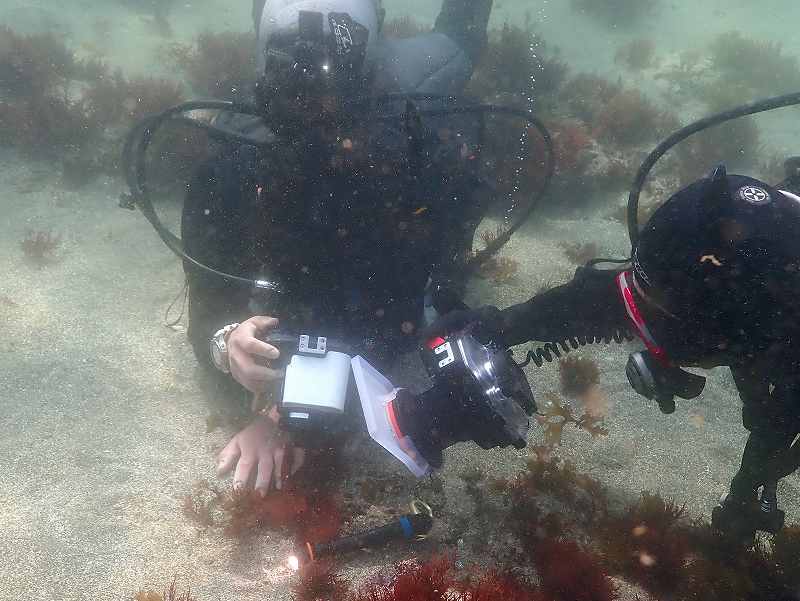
left=3, top=0, right=800, bottom=599
left=2, top=146, right=798, bottom=600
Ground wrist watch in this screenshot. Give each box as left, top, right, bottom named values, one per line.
left=210, top=323, right=240, bottom=373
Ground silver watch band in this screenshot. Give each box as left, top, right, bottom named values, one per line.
left=210, top=322, right=240, bottom=373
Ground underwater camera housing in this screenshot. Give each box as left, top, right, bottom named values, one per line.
left=262, top=328, right=535, bottom=476
left=355, top=328, right=535, bottom=475
left=418, top=331, right=536, bottom=451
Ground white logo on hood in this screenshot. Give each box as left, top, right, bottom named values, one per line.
left=738, top=185, right=771, bottom=205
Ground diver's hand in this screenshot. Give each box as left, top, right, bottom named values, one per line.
left=421, top=305, right=505, bottom=345
left=216, top=408, right=306, bottom=493
left=228, top=315, right=283, bottom=393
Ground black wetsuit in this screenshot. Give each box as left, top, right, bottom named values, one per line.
left=182, top=117, right=486, bottom=375
left=497, top=265, right=800, bottom=507
left=182, top=1, right=495, bottom=391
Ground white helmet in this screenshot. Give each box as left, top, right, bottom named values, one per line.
left=256, top=0, right=381, bottom=76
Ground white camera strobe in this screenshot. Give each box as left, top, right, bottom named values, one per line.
left=280, top=335, right=351, bottom=430
left=274, top=331, right=430, bottom=476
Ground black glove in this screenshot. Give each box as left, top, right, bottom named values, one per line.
left=422, top=305, right=506, bottom=346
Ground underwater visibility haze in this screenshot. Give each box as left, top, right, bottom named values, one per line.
left=2, top=0, right=800, bottom=599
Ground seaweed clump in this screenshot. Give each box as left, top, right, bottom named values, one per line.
left=561, top=241, right=599, bottom=265
left=558, top=74, right=617, bottom=124
left=292, top=555, right=546, bottom=601
left=0, top=26, right=77, bottom=97
left=473, top=226, right=520, bottom=284
left=182, top=447, right=343, bottom=546
left=219, top=487, right=310, bottom=537
left=599, top=492, right=691, bottom=595
left=475, top=256, right=519, bottom=284
left=83, top=72, right=184, bottom=128
left=468, top=22, right=568, bottom=108
left=537, top=393, right=609, bottom=448
left=457, top=466, right=510, bottom=554
left=649, top=32, right=773, bottom=187
left=494, top=451, right=800, bottom=601
left=502, top=455, right=617, bottom=600
left=347, top=556, right=543, bottom=601
left=20, top=229, right=61, bottom=265
left=559, top=355, right=600, bottom=399
left=166, top=30, right=256, bottom=100
left=511, top=453, right=609, bottom=530
left=534, top=540, right=617, bottom=601
left=708, top=31, right=800, bottom=98
left=293, top=560, right=347, bottom=601
left=466, top=24, right=573, bottom=205
left=614, top=38, right=659, bottom=72
left=0, top=25, right=189, bottom=184
left=135, top=578, right=195, bottom=601
left=592, top=89, right=678, bottom=148
left=543, top=73, right=677, bottom=200
left=349, top=556, right=454, bottom=601
left=188, top=478, right=340, bottom=543
left=550, top=119, right=593, bottom=175
left=0, top=26, right=96, bottom=157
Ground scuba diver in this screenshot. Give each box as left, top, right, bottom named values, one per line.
left=179, top=0, right=508, bottom=492
left=426, top=163, right=800, bottom=544
left=124, top=0, right=549, bottom=494
left=123, top=0, right=800, bottom=546
left=122, top=0, right=800, bottom=550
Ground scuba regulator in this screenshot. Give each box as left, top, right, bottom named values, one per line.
left=624, top=352, right=706, bottom=414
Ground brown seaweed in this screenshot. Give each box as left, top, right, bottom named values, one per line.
left=559, top=355, right=600, bottom=399
left=20, top=229, right=61, bottom=265
left=537, top=393, right=609, bottom=448
left=166, top=30, right=255, bottom=99
left=134, top=577, right=195, bottom=601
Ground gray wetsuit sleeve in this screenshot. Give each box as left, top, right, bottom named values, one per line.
left=434, top=0, right=493, bottom=64
left=373, top=33, right=473, bottom=95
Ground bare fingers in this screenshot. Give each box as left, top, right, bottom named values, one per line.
left=216, top=438, right=242, bottom=478
left=254, top=450, right=275, bottom=494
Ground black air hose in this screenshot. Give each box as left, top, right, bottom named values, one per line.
left=121, top=96, right=554, bottom=291
left=515, top=327, right=633, bottom=368
left=627, top=91, right=800, bottom=248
